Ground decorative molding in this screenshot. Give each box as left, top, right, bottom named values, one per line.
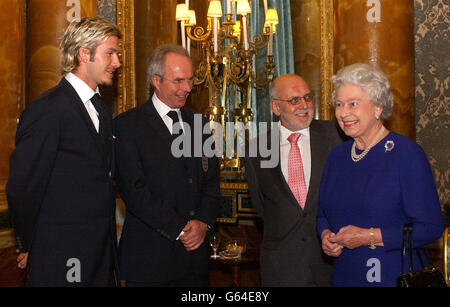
left=116, top=0, right=136, bottom=114
left=319, top=0, right=334, bottom=120
left=220, top=182, right=248, bottom=190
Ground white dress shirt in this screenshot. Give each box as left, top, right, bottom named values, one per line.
left=65, top=72, right=100, bottom=133
left=279, top=121, right=311, bottom=191
left=152, top=93, right=184, bottom=134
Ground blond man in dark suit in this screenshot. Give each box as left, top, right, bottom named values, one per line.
left=7, top=17, right=121, bottom=286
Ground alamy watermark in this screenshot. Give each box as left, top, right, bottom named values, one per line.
left=366, top=258, right=381, bottom=283
left=66, top=257, right=81, bottom=283
left=170, top=114, right=280, bottom=168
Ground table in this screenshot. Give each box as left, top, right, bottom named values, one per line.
left=209, top=248, right=259, bottom=287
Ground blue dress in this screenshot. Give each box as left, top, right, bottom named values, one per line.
left=317, top=131, right=443, bottom=286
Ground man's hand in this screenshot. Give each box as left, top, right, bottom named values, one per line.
left=321, top=229, right=343, bottom=257
left=179, top=220, right=208, bottom=252
left=16, top=249, right=28, bottom=269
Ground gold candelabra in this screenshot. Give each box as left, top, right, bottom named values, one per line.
left=176, top=0, right=278, bottom=174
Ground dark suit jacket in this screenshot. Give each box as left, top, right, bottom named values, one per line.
left=113, top=99, right=221, bottom=283
left=245, top=120, right=343, bottom=286
left=6, top=78, right=117, bottom=286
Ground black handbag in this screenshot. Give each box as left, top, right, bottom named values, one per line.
left=397, top=223, right=447, bottom=287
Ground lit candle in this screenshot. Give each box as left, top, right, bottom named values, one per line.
left=187, top=36, right=191, bottom=55
left=181, top=22, right=186, bottom=49
left=176, top=3, right=188, bottom=49
left=226, top=0, right=231, bottom=14
left=214, top=18, right=218, bottom=53
left=242, top=16, right=248, bottom=50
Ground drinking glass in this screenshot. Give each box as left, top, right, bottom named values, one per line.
left=209, top=233, right=221, bottom=259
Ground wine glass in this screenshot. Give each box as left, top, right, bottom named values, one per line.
left=209, top=233, right=221, bottom=259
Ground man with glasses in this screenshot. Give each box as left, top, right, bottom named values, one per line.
left=113, top=44, right=221, bottom=286
left=245, top=74, right=345, bottom=286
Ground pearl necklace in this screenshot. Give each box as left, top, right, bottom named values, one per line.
left=351, top=126, right=385, bottom=162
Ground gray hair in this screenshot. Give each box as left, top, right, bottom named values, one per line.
left=60, top=17, right=122, bottom=75
left=269, top=79, right=278, bottom=99
left=148, top=44, right=191, bottom=88
left=331, top=63, right=394, bottom=121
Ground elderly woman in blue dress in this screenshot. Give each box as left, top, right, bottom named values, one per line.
left=317, top=63, right=443, bottom=286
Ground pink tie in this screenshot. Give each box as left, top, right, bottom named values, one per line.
left=287, top=133, right=307, bottom=209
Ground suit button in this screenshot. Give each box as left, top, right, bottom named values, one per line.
left=302, top=237, right=307, bottom=242
left=189, top=210, right=195, bottom=216
left=188, top=178, right=193, bottom=184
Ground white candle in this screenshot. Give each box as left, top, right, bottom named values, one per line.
left=242, top=16, right=248, bottom=50
left=185, top=1, right=190, bottom=55
left=226, top=0, right=231, bottom=14
left=214, top=18, right=218, bottom=53
left=268, top=26, right=273, bottom=56
left=181, top=22, right=186, bottom=49
left=187, top=38, right=191, bottom=55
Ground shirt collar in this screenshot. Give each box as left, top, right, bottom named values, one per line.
left=278, top=121, right=310, bottom=145
left=152, top=93, right=180, bottom=118
left=65, top=72, right=100, bottom=104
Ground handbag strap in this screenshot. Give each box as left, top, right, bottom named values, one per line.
left=407, top=224, right=414, bottom=272
left=404, top=223, right=427, bottom=273
left=408, top=223, right=426, bottom=269
left=400, top=224, right=407, bottom=274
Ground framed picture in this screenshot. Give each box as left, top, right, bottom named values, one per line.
left=217, top=185, right=237, bottom=223
left=237, top=192, right=256, bottom=217
left=217, top=182, right=257, bottom=223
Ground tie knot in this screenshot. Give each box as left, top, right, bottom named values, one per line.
left=167, top=110, right=180, bottom=123
left=90, top=93, right=103, bottom=112
left=288, top=133, right=301, bottom=144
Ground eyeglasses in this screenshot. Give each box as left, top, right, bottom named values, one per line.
left=155, top=74, right=194, bottom=86
left=272, top=93, right=314, bottom=105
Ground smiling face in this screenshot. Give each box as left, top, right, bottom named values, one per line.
left=152, top=52, right=194, bottom=109
left=334, top=83, right=383, bottom=145
left=270, top=75, right=314, bottom=132
left=76, top=35, right=121, bottom=90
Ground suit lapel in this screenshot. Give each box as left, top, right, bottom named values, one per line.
left=141, top=99, right=173, bottom=142
left=304, top=121, right=322, bottom=212
left=59, top=79, right=105, bottom=157
left=141, top=100, right=190, bottom=171
left=179, top=107, right=193, bottom=172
